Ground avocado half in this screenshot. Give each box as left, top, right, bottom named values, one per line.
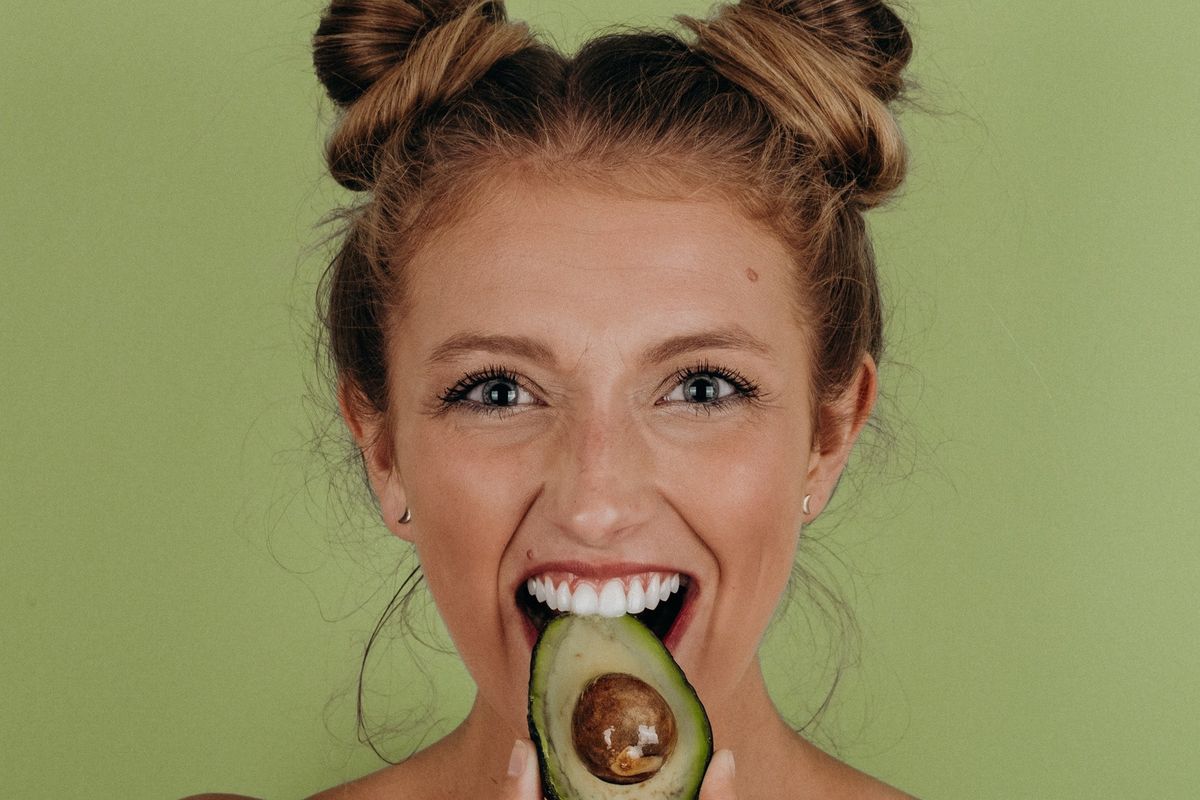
left=528, top=614, right=713, bottom=800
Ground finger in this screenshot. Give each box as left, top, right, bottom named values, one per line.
left=499, top=739, right=543, bottom=800
left=698, top=749, right=737, bottom=800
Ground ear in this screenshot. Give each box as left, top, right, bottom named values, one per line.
left=338, top=381, right=415, bottom=542
left=802, top=354, right=878, bottom=522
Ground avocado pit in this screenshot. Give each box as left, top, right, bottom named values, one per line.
left=571, top=672, right=677, bottom=784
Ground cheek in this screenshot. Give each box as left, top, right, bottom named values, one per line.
left=657, top=419, right=807, bottom=694
left=659, top=418, right=807, bottom=607
left=411, top=416, right=537, bottom=513
left=403, top=424, right=538, bottom=627
left=660, top=417, right=808, bottom=538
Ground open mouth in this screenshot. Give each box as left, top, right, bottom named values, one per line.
left=517, top=572, right=692, bottom=643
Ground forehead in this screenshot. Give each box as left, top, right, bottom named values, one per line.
left=399, top=176, right=805, bottom=360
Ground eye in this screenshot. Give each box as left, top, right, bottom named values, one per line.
left=659, top=362, right=760, bottom=413
left=664, top=373, right=739, bottom=404
left=438, top=366, right=541, bottom=417
left=467, top=376, right=530, bottom=408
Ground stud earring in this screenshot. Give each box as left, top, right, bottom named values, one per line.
left=802, top=495, right=812, bottom=515
left=398, top=507, right=412, bottom=524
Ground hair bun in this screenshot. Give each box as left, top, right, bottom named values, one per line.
left=682, top=0, right=912, bottom=207
left=743, top=0, right=911, bottom=102
left=313, top=0, right=530, bottom=190
left=314, top=0, right=506, bottom=107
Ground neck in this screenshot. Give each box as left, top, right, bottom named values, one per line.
left=433, top=693, right=521, bottom=795
left=705, top=657, right=815, bottom=794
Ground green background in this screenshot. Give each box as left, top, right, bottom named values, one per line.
left=3, top=1, right=1197, bottom=798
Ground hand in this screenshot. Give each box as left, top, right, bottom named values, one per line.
left=699, top=750, right=738, bottom=799
left=500, top=739, right=543, bottom=800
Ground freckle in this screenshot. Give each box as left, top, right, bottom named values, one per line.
left=745, top=268, right=759, bottom=282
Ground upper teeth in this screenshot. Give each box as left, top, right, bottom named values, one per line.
left=525, top=572, right=683, bottom=618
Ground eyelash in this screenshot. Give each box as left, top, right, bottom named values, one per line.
left=436, top=360, right=762, bottom=419
left=436, top=364, right=531, bottom=419
left=660, top=359, right=762, bottom=417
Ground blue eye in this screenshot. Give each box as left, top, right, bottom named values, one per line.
left=469, top=377, right=528, bottom=407
left=438, top=361, right=760, bottom=419
left=665, top=373, right=739, bottom=404
left=660, top=362, right=761, bottom=414
left=439, top=367, right=539, bottom=417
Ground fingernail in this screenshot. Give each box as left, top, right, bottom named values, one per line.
left=718, top=749, right=736, bottom=778
left=507, top=739, right=526, bottom=777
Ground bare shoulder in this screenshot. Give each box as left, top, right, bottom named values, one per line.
left=304, top=758, right=430, bottom=800
left=834, top=772, right=919, bottom=800
left=792, top=738, right=912, bottom=800
left=802, top=743, right=918, bottom=800
left=304, top=723, right=478, bottom=799
left=177, top=764, right=416, bottom=800
left=808, top=765, right=918, bottom=799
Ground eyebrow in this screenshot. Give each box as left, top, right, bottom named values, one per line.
left=639, top=326, right=773, bottom=366
left=425, top=332, right=558, bottom=369
left=424, top=325, right=773, bottom=371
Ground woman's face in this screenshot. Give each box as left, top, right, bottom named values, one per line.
left=351, top=175, right=872, bottom=735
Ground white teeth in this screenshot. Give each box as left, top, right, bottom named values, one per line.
left=645, top=575, right=661, bottom=611
left=626, top=578, right=646, bottom=614
left=598, top=580, right=626, bottom=617
left=571, top=583, right=599, bottom=615
left=523, top=572, right=684, bottom=618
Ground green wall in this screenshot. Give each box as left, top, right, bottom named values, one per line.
left=3, top=2, right=1197, bottom=797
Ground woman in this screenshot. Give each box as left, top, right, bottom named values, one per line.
left=194, top=0, right=915, bottom=796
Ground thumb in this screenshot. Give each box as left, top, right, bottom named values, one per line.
left=499, top=739, right=542, bottom=800
left=698, top=749, right=738, bottom=800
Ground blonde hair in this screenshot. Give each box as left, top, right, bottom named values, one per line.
left=314, top=0, right=911, bottom=451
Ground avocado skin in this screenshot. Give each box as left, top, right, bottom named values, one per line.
left=527, top=614, right=713, bottom=800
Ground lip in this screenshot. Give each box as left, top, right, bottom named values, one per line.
left=660, top=581, right=697, bottom=653
left=514, top=560, right=699, bottom=654
left=515, top=560, right=691, bottom=591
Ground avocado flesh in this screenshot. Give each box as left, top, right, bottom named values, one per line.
left=528, top=614, right=713, bottom=800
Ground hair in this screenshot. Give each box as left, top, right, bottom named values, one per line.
left=312, top=0, right=912, bottom=760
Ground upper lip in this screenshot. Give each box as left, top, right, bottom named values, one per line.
left=515, top=560, right=693, bottom=593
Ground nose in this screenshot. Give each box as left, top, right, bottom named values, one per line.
left=541, top=406, right=654, bottom=546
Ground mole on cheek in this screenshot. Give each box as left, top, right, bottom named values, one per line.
left=745, top=268, right=759, bottom=282
left=526, top=549, right=534, bottom=560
